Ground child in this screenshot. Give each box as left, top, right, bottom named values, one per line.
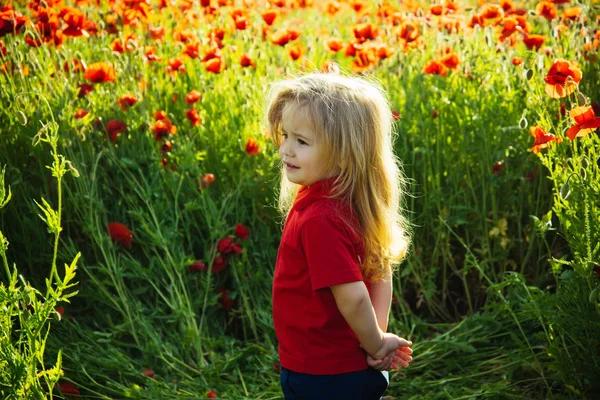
left=266, top=68, right=413, bottom=400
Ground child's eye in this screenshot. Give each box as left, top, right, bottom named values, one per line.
left=298, top=139, right=307, bottom=145
left=281, top=133, right=288, bottom=139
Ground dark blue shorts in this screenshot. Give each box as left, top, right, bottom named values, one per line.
left=280, top=367, right=389, bottom=400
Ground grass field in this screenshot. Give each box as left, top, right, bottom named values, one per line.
left=1, top=0, right=599, bottom=398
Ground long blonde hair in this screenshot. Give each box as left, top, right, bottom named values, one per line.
left=264, top=69, right=412, bottom=281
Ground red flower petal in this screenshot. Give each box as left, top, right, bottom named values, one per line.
left=59, top=381, right=80, bottom=398
left=234, top=223, right=249, bottom=239
left=107, top=222, right=133, bottom=249
left=141, top=369, right=155, bottom=378
left=217, top=237, right=233, bottom=253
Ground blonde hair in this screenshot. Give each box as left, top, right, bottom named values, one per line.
left=264, top=68, right=412, bottom=281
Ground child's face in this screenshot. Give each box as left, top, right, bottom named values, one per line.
left=279, top=103, right=334, bottom=187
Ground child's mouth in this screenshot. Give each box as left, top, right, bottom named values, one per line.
left=284, top=162, right=299, bottom=170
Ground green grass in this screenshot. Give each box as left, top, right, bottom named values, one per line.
left=1, top=0, right=599, bottom=398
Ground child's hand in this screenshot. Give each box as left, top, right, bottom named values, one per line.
left=372, top=333, right=412, bottom=360
left=366, top=346, right=413, bottom=371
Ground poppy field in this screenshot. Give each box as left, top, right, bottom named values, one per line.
left=1, top=0, right=599, bottom=398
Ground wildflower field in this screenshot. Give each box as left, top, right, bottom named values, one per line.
left=1, top=0, right=599, bottom=398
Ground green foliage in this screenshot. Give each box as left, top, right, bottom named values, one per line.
left=0, top=0, right=598, bottom=398
left=0, top=115, right=80, bottom=399
left=524, top=42, right=600, bottom=398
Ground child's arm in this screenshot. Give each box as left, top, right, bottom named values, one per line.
left=370, top=270, right=393, bottom=332
left=368, top=271, right=414, bottom=370
left=330, top=281, right=411, bottom=357
left=330, top=281, right=383, bottom=355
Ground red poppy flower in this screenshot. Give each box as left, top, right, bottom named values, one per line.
left=106, top=120, right=126, bottom=142
left=59, top=381, right=80, bottom=398
left=536, top=1, right=558, bottom=20
left=544, top=59, right=582, bottom=99
left=141, top=369, right=155, bottom=378
left=84, top=62, right=116, bottom=83
left=240, top=53, right=255, bottom=68
left=512, top=57, right=524, bottom=66
left=167, top=57, right=185, bottom=74
left=77, top=83, right=94, bottom=98
left=111, top=39, right=125, bottom=53
left=234, top=223, right=249, bottom=239
left=207, top=390, right=217, bottom=399
left=218, top=237, right=234, bottom=253
left=60, top=7, right=87, bottom=37
left=376, top=43, right=394, bottom=59
left=188, top=261, right=206, bottom=272
left=205, top=57, right=224, bottom=74
left=271, top=29, right=292, bottom=46
left=199, top=173, right=215, bottom=189
left=234, top=16, right=248, bottom=30
left=245, top=138, right=260, bottom=156
left=562, top=7, right=581, bottom=22
left=118, top=94, right=137, bottom=111
left=183, top=41, right=200, bottom=59
left=324, top=37, right=343, bottom=52
left=351, top=0, right=367, bottom=13
left=186, top=108, right=201, bottom=126
left=529, top=125, right=562, bottom=153
left=0, top=6, right=28, bottom=37
left=441, top=52, right=459, bottom=69
left=566, top=106, right=600, bottom=140
left=288, top=43, right=303, bottom=60
left=74, top=108, right=88, bottom=119
left=144, top=46, right=162, bottom=62
left=152, top=113, right=177, bottom=141
left=107, top=222, right=133, bottom=248
left=149, top=26, right=165, bottom=41
left=262, top=9, right=278, bottom=25
left=185, top=90, right=202, bottom=104
left=423, top=60, right=448, bottom=76
left=522, top=34, right=546, bottom=50
left=326, top=1, right=341, bottom=15
left=392, top=110, right=401, bottom=121
left=353, top=23, right=378, bottom=42
left=430, top=4, right=443, bottom=15
left=351, top=48, right=378, bottom=73
left=211, top=255, right=227, bottom=273
left=479, top=4, right=504, bottom=22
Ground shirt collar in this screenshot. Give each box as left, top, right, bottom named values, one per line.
left=292, top=176, right=338, bottom=212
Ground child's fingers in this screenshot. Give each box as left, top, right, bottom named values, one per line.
left=396, top=346, right=413, bottom=355
left=396, top=351, right=412, bottom=363
left=393, top=354, right=410, bottom=368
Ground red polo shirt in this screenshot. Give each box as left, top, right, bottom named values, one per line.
left=272, top=177, right=369, bottom=375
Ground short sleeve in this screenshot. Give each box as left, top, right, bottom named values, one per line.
left=300, top=215, right=363, bottom=291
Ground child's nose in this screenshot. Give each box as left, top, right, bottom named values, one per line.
left=280, top=142, right=294, bottom=159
